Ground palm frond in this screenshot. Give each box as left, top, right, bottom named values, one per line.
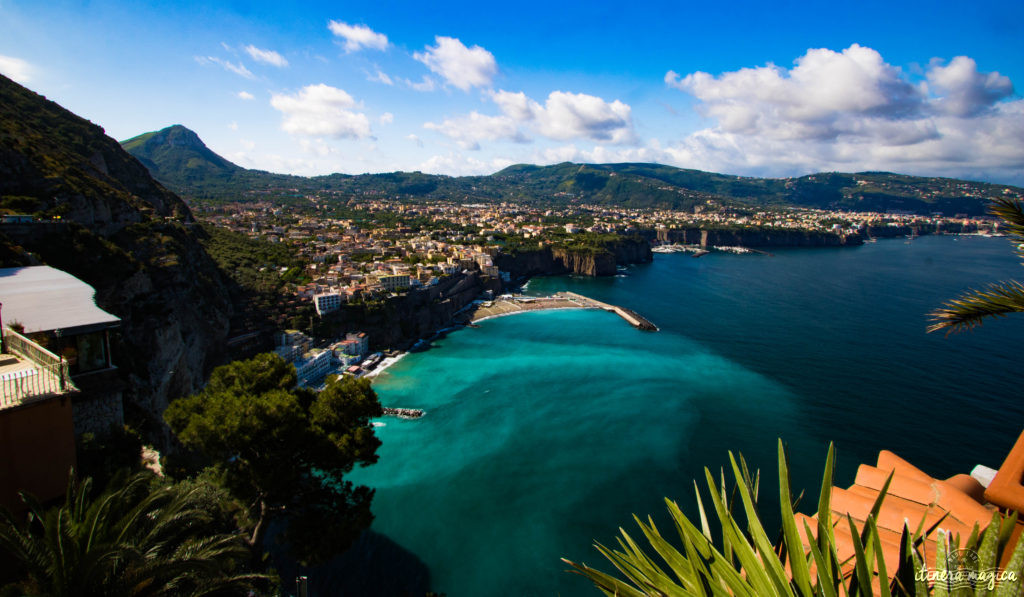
left=927, top=279, right=1024, bottom=334
left=988, top=196, right=1024, bottom=246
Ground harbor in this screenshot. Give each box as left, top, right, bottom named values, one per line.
left=461, top=291, right=658, bottom=331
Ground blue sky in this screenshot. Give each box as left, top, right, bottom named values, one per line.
left=2, top=0, right=1023, bottom=183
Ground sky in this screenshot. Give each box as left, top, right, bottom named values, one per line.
left=1, top=0, right=1023, bottom=184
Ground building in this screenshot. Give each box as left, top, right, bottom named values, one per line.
left=0, top=266, right=123, bottom=511
left=378, top=274, right=410, bottom=292
left=344, top=332, right=369, bottom=356
left=313, top=292, right=343, bottom=316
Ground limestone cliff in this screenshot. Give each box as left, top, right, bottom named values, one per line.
left=319, top=272, right=499, bottom=349
left=0, top=74, right=234, bottom=445
left=495, top=236, right=652, bottom=280
left=648, top=227, right=863, bottom=247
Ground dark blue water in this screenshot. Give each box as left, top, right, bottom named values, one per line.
left=351, top=235, right=1024, bottom=596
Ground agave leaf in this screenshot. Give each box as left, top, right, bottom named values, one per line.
left=802, top=519, right=839, bottom=597
left=993, top=533, right=1024, bottom=597
left=729, top=452, right=791, bottom=596
left=846, top=515, right=875, bottom=597
left=867, top=517, right=891, bottom=597
left=778, top=440, right=814, bottom=596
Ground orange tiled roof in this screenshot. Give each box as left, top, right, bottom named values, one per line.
left=793, top=430, right=1024, bottom=590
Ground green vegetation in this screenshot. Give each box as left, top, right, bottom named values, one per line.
left=164, top=353, right=383, bottom=565
left=0, top=471, right=268, bottom=596
left=120, top=125, right=1021, bottom=216
left=929, top=197, right=1024, bottom=333
left=566, top=440, right=1024, bottom=596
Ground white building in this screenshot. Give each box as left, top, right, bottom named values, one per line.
left=313, top=292, right=343, bottom=316
left=378, top=274, right=410, bottom=292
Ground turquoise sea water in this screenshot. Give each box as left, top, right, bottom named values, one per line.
left=350, top=235, right=1024, bottom=596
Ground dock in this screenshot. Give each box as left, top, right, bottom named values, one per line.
left=559, top=292, right=659, bottom=331
left=464, top=292, right=657, bottom=331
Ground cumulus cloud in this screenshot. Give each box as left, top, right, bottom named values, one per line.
left=424, top=112, right=528, bottom=150
left=663, top=44, right=1024, bottom=182
left=406, top=134, right=424, bottom=147
left=418, top=152, right=513, bottom=176
left=244, top=45, right=288, bottom=67
left=492, top=89, right=636, bottom=143
left=379, top=112, right=394, bottom=124
left=414, top=36, right=496, bottom=91
left=237, top=91, right=255, bottom=100
left=402, top=75, right=437, bottom=92
left=367, top=69, right=393, bottom=85
left=196, top=56, right=256, bottom=80
left=270, top=84, right=371, bottom=139
left=0, top=54, right=32, bottom=83
left=926, top=56, right=1014, bottom=117
left=328, top=21, right=388, bottom=52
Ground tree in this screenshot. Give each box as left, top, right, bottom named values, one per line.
left=929, top=197, right=1024, bottom=333
left=164, top=353, right=383, bottom=565
left=0, top=471, right=266, bottom=597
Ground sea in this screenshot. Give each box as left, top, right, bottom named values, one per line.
left=347, top=235, right=1024, bottom=596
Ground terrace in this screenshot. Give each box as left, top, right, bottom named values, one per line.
left=0, top=326, right=76, bottom=409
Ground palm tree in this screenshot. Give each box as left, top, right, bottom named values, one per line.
left=0, top=471, right=269, bottom=596
left=928, top=197, right=1024, bottom=333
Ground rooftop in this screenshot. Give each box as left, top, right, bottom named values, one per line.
left=0, top=266, right=120, bottom=335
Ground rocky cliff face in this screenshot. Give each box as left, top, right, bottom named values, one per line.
left=495, top=236, right=652, bottom=280
left=0, top=75, right=235, bottom=446
left=325, top=272, right=498, bottom=348
left=649, top=227, right=863, bottom=247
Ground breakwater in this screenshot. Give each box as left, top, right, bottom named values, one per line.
left=560, top=292, right=658, bottom=331
left=382, top=407, right=424, bottom=419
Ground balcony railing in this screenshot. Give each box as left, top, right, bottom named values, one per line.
left=1, top=327, right=76, bottom=408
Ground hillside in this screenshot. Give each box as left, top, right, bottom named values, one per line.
left=0, top=74, right=236, bottom=445
left=122, top=126, right=1022, bottom=216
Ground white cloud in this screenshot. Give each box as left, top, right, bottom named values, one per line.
left=240, top=139, right=256, bottom=151
left=196, top=56, right=256, bottom=80
left=328, top=21, right=388, bottom=52
left=492, top=89, right=636, bottom=143
left=237, top=91, right=255, bottom=100
left=402, top=75, right=437, bottom=92
left=270, top=84, right=371, bottom=139
left=406, top=134, right=424, bottom=147
left=663, top=44, right=1024, bottom=182
left=379, top=112, right=394, bottom=124
left=926, top=56, right=1014, bottom=117
left=368, top=69, right=393, bottom=85
left=424, top=112, right=528, bottom=150
left=228, top=121, right=238, bottom=130
left=418, top=152, right=512, bottom=176
left=244, top=45, right=288, bottom=67
left=0, top=54, right=32, bottom=84
left=413, top=36, right=496, bottom=91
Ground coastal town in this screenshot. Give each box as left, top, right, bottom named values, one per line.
left=181, top=187, right=1022, bottom=388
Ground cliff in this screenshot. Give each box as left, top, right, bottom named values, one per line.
left=648, top=227, right=863, bottom=247
left=316, top=272, right=500, bottom=349
left=495, top=236, right=652, bottom=280
left=0, top=75, right=235, bottom=446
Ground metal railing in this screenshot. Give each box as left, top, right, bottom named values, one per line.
left=1, top=327, right=75, bottom=408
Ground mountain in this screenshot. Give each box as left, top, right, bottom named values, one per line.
left=122, top=125, right=1023, bottom=216
left=0, top=74, right=235, bottom=446
left=122, top=125, right=305, bottom=199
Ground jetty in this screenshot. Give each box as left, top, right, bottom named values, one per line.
left=560, top=292, right=659, bottom=331
left=382, top=407, right=424, bottom=419
left=465, top=292, right=657, bottom=331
